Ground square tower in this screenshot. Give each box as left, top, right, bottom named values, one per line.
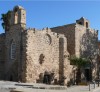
left=10, top=5, right=26, bottom=28
left=76, top=17, right=90, bottom=28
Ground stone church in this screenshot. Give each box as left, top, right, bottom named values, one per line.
left=0, top=6, right=99, bottom=85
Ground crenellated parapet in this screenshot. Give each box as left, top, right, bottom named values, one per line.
left=25, top=27, right=66, bottom=40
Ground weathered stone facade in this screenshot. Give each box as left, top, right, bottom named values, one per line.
left=51, top=17, right=99, bottom=80
left=21, top=28, right=73, bottom=84
left=0, top=33, right=5, bottom=79
left=0, top=6, right=99, bottom=85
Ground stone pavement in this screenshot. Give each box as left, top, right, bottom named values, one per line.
left=0, top=81, right=100, bottom=92
left=67, top=84, right=100, bottom=92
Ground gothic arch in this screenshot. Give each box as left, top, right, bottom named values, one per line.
left=10, top=40, right=16, bottom=60
left=86, top=22, right=88, bottom=28
left=44, top=34, right=52, bottom=45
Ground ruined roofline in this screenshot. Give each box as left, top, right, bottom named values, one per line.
left=76, top=17, right=89, bottom=22
left=26, top=27, right=52, bottom=33
left=76, top=23, right=98, bottom=32
left=13, top=5, right=25, bottom=10
left=25, top=27, right=66, bottom=38
left=50, top=17, right=89, bottom=29
left=50, top=22, right=98, bottom=32
left=50, top=23, right=76, bottom=29
left=26, top=27, right=50, bottom=31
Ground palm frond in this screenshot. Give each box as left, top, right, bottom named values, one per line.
left=0, top=10, right=11, bottom=30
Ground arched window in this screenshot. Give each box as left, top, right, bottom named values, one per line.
left=39, top=54, right=45, bottom=64
left=11, top=41, right=16, bottom=59
left=14, top=12, right=18, bottom=24
left=44, top=34, right=51, bottom=45
left=14, top=7, right=18, bottom=24
left=86, top=22, right=88, bottom=28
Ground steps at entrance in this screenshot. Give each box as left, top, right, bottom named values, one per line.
left=15, top=83, right=67, bottom=90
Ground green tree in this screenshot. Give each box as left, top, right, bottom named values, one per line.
left=0, top=11, right=11, bottom=31
left=69, top=55, right=89, bottom=68
left=69, top=55, right=90, bottom=84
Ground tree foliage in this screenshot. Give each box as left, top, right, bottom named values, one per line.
left=0, top=10, right=11, bottom=31
left=69, top=55, right=90, bottom=68
left=69, top=56, right=90, bottom=84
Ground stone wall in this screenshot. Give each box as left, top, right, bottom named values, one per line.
left=4, top=5, right=26, bottom=81
left=75, top=24, right=86, bottom=57
left=75, top=24, right=98, bottom=79
left=51, top=19, right=99, bottom=81
left=98, top=41, right=100, bottom=75
left=21, top=28, right=73, bottom=85
left=51, top=20, right=98, bottom=60
left=75, top=24, right=98, bottom=58
left=5, top=25, right=22, bottom=81
left=0, top=33, right=5, bottom=79
left=51, top=24, right=76, bottom=55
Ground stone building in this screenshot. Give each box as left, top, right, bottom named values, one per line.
left=51, top=17, right=99, bottom=81
left=0, top=6, right=99, bottom=85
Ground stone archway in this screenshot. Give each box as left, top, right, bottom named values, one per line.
left=43, top=71, right=51, bottom=84
left=9, top=75, right=13, bottom=81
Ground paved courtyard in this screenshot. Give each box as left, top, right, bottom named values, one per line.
left=0, top=81, right=100, bottom=92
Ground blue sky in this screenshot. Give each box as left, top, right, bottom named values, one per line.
left=0, top=1, right=100, bottom=39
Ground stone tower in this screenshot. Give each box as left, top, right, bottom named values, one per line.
left=5, top=6, right=26, bottom=81
left=10, top=5, right=26, bottom=28
left=76, top=17, right=90, bottom=28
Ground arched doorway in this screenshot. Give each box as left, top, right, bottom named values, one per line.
left=86, top=22, right=88, bottom=28
left=43, top=71, right=51, bottom=84
left=9, top=75, right=13, bottom=81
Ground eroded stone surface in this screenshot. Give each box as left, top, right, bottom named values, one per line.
left=0, top=6, right=99, bottom=85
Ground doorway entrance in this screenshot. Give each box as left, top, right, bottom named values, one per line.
left=9, top=75, right=13, bottom=81
left=85, top=69, right=91, bottom=81
left=43, top=73, right=51, bottom=84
